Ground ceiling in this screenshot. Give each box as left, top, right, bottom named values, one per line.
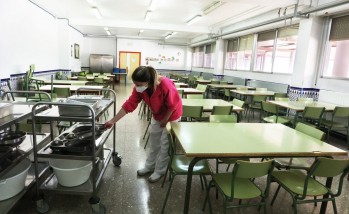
left=30, top=0, right=309, bottom=43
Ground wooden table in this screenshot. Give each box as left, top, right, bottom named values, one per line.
left=39, top=85, right=104, bottom=94
left=170, top=122, right=347, bottom=213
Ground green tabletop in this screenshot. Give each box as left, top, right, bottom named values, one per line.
left=31, top=78, right=88, bottom=85
left=196, top=80, right=211, bottom=84
left=170, top=122, right=347, bottom=158
left=268, top=100, right=337, bottom=112
left=39, top=85, right=103, bottom=92
left=208, top=84, right=253, bottom=89
left=177, top=88, right=204, bottom=95
left=181, top=99, right=243, bottom=112
left=175, top=83, right=189, bottom=88
left=230, top=89, right=275, bottom=96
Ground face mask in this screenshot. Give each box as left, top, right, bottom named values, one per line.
left=136, top=85, right=148, bottom=93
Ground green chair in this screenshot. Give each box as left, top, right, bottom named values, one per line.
left=212, top=105, right=233, bottom=115
left=204, top=160, right=275, bottom=214
left=223, top=88, right=231, bottom=101
left=247, top=95, right=267, bottom=121
left=274, top=122, right=325, bottom=170
left=274, top=93, right=288, bottom=98
left=53, top=87, right=71, bottom=98
left=271, top=157, right=349, bottom=214
left=220, top=80, right=228, bottom=85
left=297, top=106, right=325, bottom=127
left=230, top=98, right=245, bottom=121
left=93, top=77, right=105, bottom=85
left=260, top=101, right=290, bottom=124
left=77, top=76, right=87, bottom=81
left=196, top=84, right=208, bottom=98
left=161, top=124, right=211, bottom=213
left=186, top=94, right=204, bottom=99
left=321, top=106, right=349, bottom=148
left=209, top=115, right=237, bottom=123
left=181, top=105, right=203, bottom=122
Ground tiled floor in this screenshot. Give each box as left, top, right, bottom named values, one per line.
left=9, top=83, right=349, bottom=214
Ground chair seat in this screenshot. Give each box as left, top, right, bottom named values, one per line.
left=274, top=158, right=312, bottom=169
left=272, top=170, right=328, bottom=196
left=213, top=173, right=262, bottom=199
left=263, top=115, right=290, bottom=124
left=171, top=155, right=211, bottom=174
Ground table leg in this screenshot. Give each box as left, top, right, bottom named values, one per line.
left=320, top=177, right=333, bottom=214
left=184, top=157, right=202, bottom=214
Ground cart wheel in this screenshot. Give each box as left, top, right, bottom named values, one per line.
left=112, top=152, right=122, bottom=166
left=36, top=198, right=49, bottom=213
left=91, top=203, right=106, bottom=214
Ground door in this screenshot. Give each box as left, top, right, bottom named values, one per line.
left=119, top=52, right=141, bottom=82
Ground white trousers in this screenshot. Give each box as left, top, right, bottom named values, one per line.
left=144, top=117, right=179, bottom=175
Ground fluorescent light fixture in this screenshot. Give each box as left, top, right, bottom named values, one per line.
left=203, top=1, right=223, bottom=15
left=92, top=7, right=102, bottom=19
left=171, top=32, right=177, bottom=36
left=186, top=15, right=202, bottom=25
left=140, top=29, right=144, bottom=33
left=104, top=27, right=109, bottom=31
left=86, top=0, right=97, bottom=7
left=106, top=30, right=111, bottom=36
left=149, top=0, right=157, bottom=11
left=144, top=11, right=152, bottom=21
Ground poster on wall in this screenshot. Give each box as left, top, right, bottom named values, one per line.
left=145, top=50, right=183, bottom=69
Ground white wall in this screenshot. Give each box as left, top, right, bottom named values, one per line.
left=82, top=37, right=117, bottom=68
left=0, top=0, right=83, bottom=79
left=116, top=39, right=187, bottom=70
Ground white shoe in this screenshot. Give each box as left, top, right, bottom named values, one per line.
left=137, top=167, right=153, bottom=176
left=148, top=172, right=163, bottom=183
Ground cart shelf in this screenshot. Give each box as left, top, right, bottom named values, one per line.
left=39, top=148, right=111, bottom=195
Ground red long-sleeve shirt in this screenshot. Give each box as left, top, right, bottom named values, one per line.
left=122, top=77, right=182, bottom=121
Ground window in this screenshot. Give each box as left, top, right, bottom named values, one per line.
left=237, top=35, right=254, bottom=70
left=254, top=31, right=276, bottom=72
left=225, top=39, right=238, bottom=70
left=192, top=46, right=204, bottom=67
left=323, top=15, right=349, bottom=78
left=204, top=43, right=215, bottom=68
left=273, top=27, right=298, bottom=73
left=253, top=27, right=297, bottom=73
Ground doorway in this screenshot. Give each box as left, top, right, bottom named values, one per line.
left=119, top=51, right=141, bottom=82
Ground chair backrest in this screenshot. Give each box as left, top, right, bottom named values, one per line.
left=256, top=88, right=267, bottom=91
left=310, top=157, right=349, bottom=178
left=220, top=80, right=228, bottom=85
left=231, top=99, right=244, bottom=108
left=231, top=160, right=274, bottom=198
left=261, top=101, right=278, bottom=115
left=53, top=87, right=71, bottom=98
left=275, top=97, right=289, bottom=101
left=212, top=106, right=233, bottom=115
left=186, top=94, right=204, bottom=99
left=302, top=106, right=325, bottom=120
left=94, top=77, right=104, bottom=84
left=224, top=88, right=230, bottom=97
left=274, top=93, right=287, bottom=98
left=196, top=84, right=207, bottom=91
left=209, top=115, right=237, bottom=123
left=210, top=79, right=220, bottom=84
left=295, top=122, right=325, bottom=140
left=333, top=106, right=349, bottom=118
left=182, top=105, right=203, bottom=119
left=298, top=97, right=313, bottom=102
left=166, top=123, right=176, bottom=154
left=253, top=95, right=267, bottom=102
left=77, top=76, right=87, bottom=81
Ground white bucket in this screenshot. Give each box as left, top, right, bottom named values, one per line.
left=49, top=159, right=92, bottom=187
left=0, top=158, right=31, bottom=201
